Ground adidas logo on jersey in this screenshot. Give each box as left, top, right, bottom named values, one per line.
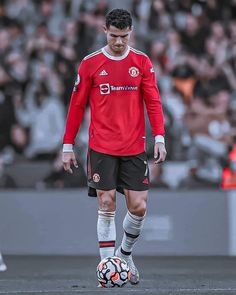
left=99, top=70, right=108, bottom=76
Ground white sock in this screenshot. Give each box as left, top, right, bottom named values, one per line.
left=97, top=210, right=116, bottom=260
left=121, top=211, right=145, bottom=256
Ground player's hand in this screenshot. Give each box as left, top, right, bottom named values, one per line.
left=62, top=151, right=78, bottom=174
left=154, top=142, right=167, bottom=164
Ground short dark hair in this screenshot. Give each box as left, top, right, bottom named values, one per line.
left=105, top=9, right=132, bottom=30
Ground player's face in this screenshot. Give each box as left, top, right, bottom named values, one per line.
left=104, top=25, right=132, bottom=55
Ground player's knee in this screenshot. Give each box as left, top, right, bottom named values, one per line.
left=99, top=198, right=116, bottom=211
left=97, top=189, right=116, bottom=211
left=129, top=200, right=147, bottom=217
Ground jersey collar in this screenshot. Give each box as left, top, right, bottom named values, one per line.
left=102, top=46, right=130, bottom=60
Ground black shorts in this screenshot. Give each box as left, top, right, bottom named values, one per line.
left=87, top=149, right=149, bottom=197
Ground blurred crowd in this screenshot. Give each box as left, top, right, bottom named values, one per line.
left=0, top=0, right=235, bottom=189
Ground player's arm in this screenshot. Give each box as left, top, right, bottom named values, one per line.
left=141, top=57, right=167, bottom=164
left=153, top=138, right=167, bottom=164
left=62, top=60, right=91, bottom=173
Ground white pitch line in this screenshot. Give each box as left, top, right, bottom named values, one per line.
left=1, top=288, right=236, bottom=294
left=177, top=288, right=236, bottom=292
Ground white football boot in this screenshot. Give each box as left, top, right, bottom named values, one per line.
left=115, top=246, right=139, bottom=285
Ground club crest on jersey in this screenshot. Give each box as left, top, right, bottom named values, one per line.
left=129, top=67, right=139, bottom=77
left=93, top=173, right=100, bottom=183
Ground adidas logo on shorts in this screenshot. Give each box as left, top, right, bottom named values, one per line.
left=142, top=178, right=149, bottom=184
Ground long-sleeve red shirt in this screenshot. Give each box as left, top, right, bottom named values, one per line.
left=63, top=46, right=165, bottom=156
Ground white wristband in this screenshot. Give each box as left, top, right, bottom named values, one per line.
left=155, top=135, right=165, bottom=144
left=63, top=144, right=73, bottom=152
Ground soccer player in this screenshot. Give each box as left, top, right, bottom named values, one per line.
left=62, top=9, right=166, bottom=285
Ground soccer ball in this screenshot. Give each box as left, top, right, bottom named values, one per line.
left=96, top=256, right=131, bottom=287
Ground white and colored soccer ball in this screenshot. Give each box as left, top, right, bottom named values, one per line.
left=96, top=256, right=131, bottom=288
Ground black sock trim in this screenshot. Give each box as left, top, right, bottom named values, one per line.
left=121, top=247, right=132, bottom=256
left=125, top=231, right=139, bottom=239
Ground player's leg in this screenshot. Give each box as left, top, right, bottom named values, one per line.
left=121, top=189, right=147, bottom=252
left=116, top=152, right=149, bottom=284
left=116, top=190, right=147, bottom=284
left=0, top=252, right=7, bottom=272
left=87, top=149, right=118, bottom=260
left=97, top=189, right=116, bottom=260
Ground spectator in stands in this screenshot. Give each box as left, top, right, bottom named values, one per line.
left=0, top=0, right=12, bottom=28
left=0, top=90, right=15, bottom=152
left=14, top=82, right=65, bottom=160
left=148, top=0, right=171, bottom=32
left=5, top=0, right=36, bottom=35
left=26, top=22, right=59, bottom=67
left=180, top=13, right=209, bottom=56
left=185, top=85, right=233, bottom=183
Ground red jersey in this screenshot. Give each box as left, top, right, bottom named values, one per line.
left=63, top=46, right=164, bottom=156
